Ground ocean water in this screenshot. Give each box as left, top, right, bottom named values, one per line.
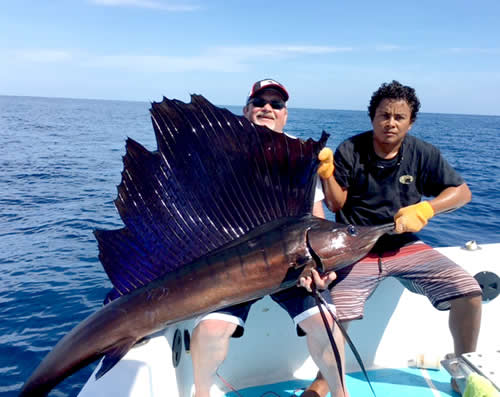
left=0, top=95, right=498, bottom=396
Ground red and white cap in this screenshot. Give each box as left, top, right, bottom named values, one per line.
left=246, top=78, right=289, bottom=103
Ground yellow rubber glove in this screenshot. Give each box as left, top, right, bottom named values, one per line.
left=317, top=148, right=334, bottom=179
left=394, top=201, right=434, bottom=233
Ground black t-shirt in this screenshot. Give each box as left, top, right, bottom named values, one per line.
left=334, top=131, right=465, bottom=252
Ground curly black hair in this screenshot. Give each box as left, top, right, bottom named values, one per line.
left=368, top=80, right=421, bottom=122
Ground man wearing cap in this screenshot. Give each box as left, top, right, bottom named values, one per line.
left=242, top=78, right=290, bottom=134
left=190, top=79, right=342, bottom=397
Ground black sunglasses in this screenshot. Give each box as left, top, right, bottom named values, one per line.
left=248, top=97, right=286, bottom=110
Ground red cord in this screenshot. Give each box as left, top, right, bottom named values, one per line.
left=216, top=370, right=244, bottom=397
left=215, top=370, right=284, bottom=397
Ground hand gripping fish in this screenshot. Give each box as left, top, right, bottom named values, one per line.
left=20, top=95, right=392, bottom=396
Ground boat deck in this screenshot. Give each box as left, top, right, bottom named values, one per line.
left=227, top=367, right=458, bottom=396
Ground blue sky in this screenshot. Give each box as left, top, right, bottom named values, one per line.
left=1, top=0, right=499, bottom=115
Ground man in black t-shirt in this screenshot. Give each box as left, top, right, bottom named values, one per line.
left=303, top=81, right=482, bottom=397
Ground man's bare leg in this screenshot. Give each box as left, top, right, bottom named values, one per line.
left=449, top=295, right=481, bottom=355
left=191, top=319, right=237, bottom=397
left=300, top=371, right=329, bottom=397
left=301, top=321, right=349, bottom=397
left=300, top=317, right=349, bottom=397
left=448, top=295, right=482, bottom=393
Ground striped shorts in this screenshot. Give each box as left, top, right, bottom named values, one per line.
left=331, top=241, right=482, bottom=321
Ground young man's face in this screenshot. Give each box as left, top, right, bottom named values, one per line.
left=372, top=98, right=413, bottom=154
left=243, top=89, right=288, bottom=133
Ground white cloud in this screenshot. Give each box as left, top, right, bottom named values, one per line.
left=449, top=47, right=500, bottom=54
left=214, top=45, right=353, bottom=58
left=83, top=54, right=243, bottom=72
left=89, top=0, right=200, bottom=11
left=3, top=44, right=353, bottom=74
left=375, top=44, right=402, bottom=52
left=13, top=49, right=73, bottom=63
left=82, top=45, right=353, bottom=72
left=3, top=49, right=239, bottom=72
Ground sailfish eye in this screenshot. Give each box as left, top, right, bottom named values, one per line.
left=347, top=225, right=358, bottom=236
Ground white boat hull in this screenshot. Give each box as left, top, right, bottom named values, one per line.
left=79, top=243, right=500, bottom=397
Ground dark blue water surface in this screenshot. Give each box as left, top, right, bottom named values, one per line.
left=1, top=95, right=498, bottom=396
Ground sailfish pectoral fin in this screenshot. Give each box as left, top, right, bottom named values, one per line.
left=95, top=337, right=137, bottom=380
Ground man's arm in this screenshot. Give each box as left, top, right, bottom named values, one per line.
left=312, top=200, right=325, bottom=218
left=321, top=176, right=348, bottom=213
left=317, top=148, right=348, bottom=213
left=394, top=183, right=472, bottom=234
left=429, top=183, right=471, bottom=215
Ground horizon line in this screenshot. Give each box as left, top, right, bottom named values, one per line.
left=1, top=93, right=498, bottom=118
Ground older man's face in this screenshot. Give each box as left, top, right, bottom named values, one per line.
left=243, top=89, right=288, bottom=133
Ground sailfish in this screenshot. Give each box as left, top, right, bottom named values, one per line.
left=20, top=95, right=392, bottom=396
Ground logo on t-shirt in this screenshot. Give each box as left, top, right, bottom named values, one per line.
left=399, top=175, right=414, bottom=184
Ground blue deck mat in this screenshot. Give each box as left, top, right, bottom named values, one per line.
left=225, top=367, right=460, bottom=396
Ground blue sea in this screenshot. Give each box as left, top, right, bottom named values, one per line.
left=0, top=95, right=499, bottom=396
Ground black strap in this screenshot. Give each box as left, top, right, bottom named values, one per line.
left=313, top=287, right=377, bottom=397
left=313, top=286, right=346, bottom=395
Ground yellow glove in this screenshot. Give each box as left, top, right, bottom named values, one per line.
left=317, top=148, right=334, bottom=179
left=394, top=201, right=434, bottom=233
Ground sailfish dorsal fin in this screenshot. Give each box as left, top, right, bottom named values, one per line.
left=94, top=95, right=329, bottom=302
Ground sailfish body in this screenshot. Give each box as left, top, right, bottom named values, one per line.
left=20, top=95, right=392, bottom=396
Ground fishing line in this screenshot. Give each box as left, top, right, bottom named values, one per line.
left=313, top=287, right=377, bottom=397
left=216, top=370, right=282, bottom=397
left=312, top=285, right=346, bottom=396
